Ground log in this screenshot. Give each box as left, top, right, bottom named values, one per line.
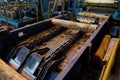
left=91, top=35, right=111, bottom=63
left=51, top=19, right=98, bottom=33
left=78, top=18, right=95, bottom=24
left=0, top=59, right=27, bottom=80
left=78, top=12, right=108, bottom=19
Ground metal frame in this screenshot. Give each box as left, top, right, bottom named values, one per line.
left=48, top=0, right=65, bottom=18
left=3, top=2, right=39, bottom=29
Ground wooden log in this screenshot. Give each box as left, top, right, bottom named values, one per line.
left=78, top=18, right=95, bottom=24
left=0, top=59, right=27, bottom=80
left=91, top=35, right=111, bottom=63
left=51, top=19, right=98, bottom=33
left=78, top=12, right=108, bottom=19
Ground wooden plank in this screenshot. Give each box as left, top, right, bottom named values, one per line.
left=91, top=35, right=111, bottom=63
left=103, top=38, right=117, bottom=62
left=101, top=39, right=119, bottom=80
left=0, top=59, right=27, bottom=80
left=99, top=38, right=117, bottom=80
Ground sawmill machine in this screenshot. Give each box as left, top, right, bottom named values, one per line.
left=67, top=0, right=84, bottom=13
left=76, top=0, right=120, bottom=26
left=0, top=0, right=40, bottom=29
left=0, top=10, right=119, bottom=80
left=84, top=0, right=118, bottom=14
left=0, top=0, right=84, bottom=43
left=0, top=0, right=68, bottom=29
left=112, top=0, right=120, bottom=23
left=0, top=1, right=119, bottom=80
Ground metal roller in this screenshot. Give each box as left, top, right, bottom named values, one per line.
left=51, top=19, right=98, bottom=33
left=101, top=38, right=119, bottom=80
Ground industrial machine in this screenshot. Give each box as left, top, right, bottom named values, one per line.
left=0, top=0, right=66, bottom=29
left=0, top=0, right=120, bottom=80
left=0, top=0, right=120, bottom=29
left=84, top=0, right=118, bottom=13
left=0, top=0, right=40, bottom=29
left=68, top=0, right=84, bottom=14
left=0, top=10, right=119, bottom=80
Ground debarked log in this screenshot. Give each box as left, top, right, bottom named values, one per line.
left=51, top=19, right=98, bottom=33
left=78, top=12, right=108, bottom=19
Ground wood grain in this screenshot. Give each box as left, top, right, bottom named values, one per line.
left=0, top=59, right=27, bottom=80
left=103, top=38, right=117, bottom=62
left=92, top=35, right=111, bottom=63
left=51, top=19, right=98, bottom=33
left=78, top=12, right=108, bottom=19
